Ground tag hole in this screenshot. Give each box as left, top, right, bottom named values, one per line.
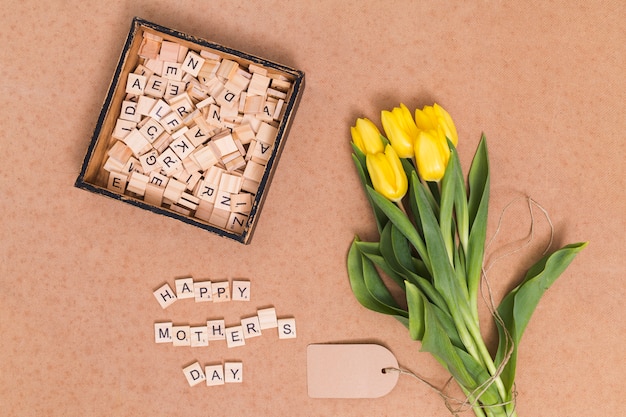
left=381, top=368, right=387, bottom=374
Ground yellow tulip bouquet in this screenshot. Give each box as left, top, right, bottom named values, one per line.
left=347, top=103, right=586, bottom=417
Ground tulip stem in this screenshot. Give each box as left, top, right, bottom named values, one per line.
left=395, top=199, right=408, bottom=216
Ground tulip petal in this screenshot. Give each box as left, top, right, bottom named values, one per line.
left=382, top=109, right=415, bottom=158
left=415, top=131, right=447, bottom=182
left=354, top=118, right=384, bottom=154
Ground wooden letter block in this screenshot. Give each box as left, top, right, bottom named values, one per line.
left=137, top=95, right=157, bottom=116
left=126, top=172, right=149, bottom=196
left=191, top=146, right=218, bottom=171
left=145, top=74, right=166, bottom=98
left=144, top=183, right=165, bottom=206
left=225, top=326, right=246, bottom=348
left=215, top=190, right=232, bottom=212
left=123, top=129, right=151, bottom=157
left=126, top=73, right=147, bottom=95
left=241, top=178, right=259, bottom=195
left=196, top=178, right=219, bottom=204
left=163, top=62, right=183, bottom=81
left=122, top=157, right=141, bottom=176
left=148, top=99, right=172, bottom=121
left=139, top=118, right=164, bottom=143
left=212, top=281, right=230, bottom=302
left=208, top=207, right=230, bottom=228
left=216, top=59, right=239, bottom=81
left=170, top=136, right=195, bottom=160
left=144, top=59, right=164, bottom=76
left=154, top=322, right=172, bottom=343
left=242, top=160, right=265, bottom=183
left=206, top=319, right=225, bottom=341
left=182, top=51, right=206, bottom=77
left=250, top=140, right=273, bottom=165
left=170, top=93, right=195, bottom=118
left=157, top=148, right=183, bottom=176
left=218, top=173, right=243, bottom=193
left=225, top=155, right=246, bottom=172
left=257, top=100, right=276, bottom=122
left=256, top=122, right=279, bottom=146
left=182, top=361, right=206, bottom=387
left=231, top=280, right=251, bottom=301
left=161, top=112, right=184, bottom=134
left=194, top=199, right=214, bottom=222
left=232, top=124, right=255, bottom=145
left=185, top=125, right=210, bottom=147
left=164, top=80, right=187, bottom=100
left=120, top=100, right=142, bottom=123
left=205, top=364, right=225, bottom=386
left=193, top=281, right=212, bottom=302
left=224, top=362, right=243, bottom=383
left=107, top=171, right=128, bottom=194
left=138, top=37, right=161, bottom=60
left=212, top=133, right=238, bottom=157
left=247, top=72, right=271, bottom=96
left=224, top=72, right=250, bottom=95
left=257, top=307, right=278, bottom=330
left=172, top=325, right=191, bottom=346
left=277, top=318, right=297, bottom=339
left=241, top=316, right=262, bottom=339
left=215, top=88, right=239, bottom=109
left=112, top=118, right=137, bottom=140
left=190, top=325, right=209, bottom=347
left=153, top=283, right=177, bottom=309
left=227, top=212, right=248, bottom=234
left=230, top=193, right=252, bottom=214
left=178, top=192, right=200, bottom=211
left=148, top=171, right=169, bottom=188
left=139, top=150, right=161, bottom=174
left=175, top=277, right=195, bottom=299
left=159, top=40, right=180, bottom=62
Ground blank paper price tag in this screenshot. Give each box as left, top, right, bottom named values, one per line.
left=307, top=344, right=399, bottom=398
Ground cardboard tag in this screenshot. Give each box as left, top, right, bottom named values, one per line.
left=306, top=344, right=399, bottom=398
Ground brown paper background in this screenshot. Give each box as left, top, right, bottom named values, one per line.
left=1, top=1, right=624, bottom=416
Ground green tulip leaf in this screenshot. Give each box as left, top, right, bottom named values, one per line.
left=495, top=241, right=588, bottom=393
left=420, top=296, right=477, bottom=390
left=356, top=240, right=406, bottom=289
left=450, top=145, right=470, bottom=251
left=466, top=136, right=490, bottom=313
left=352, top=152, right=388, bottom=233
left=405, top=280, right=426, bottom=341
left=411, top=171, right=469, bottom=309
left=347, top=238, right=408, bottom=322
left=366, top=185, right=431, bottom=272
left=440, top=148, right=458, bottom=261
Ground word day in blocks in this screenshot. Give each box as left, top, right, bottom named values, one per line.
left=153, top=277, right=250, bottom=309
left=154, top=308, right=297, bottom=348
left=183, top=361, right=243, bottom=387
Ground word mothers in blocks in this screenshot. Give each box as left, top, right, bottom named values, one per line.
left=154, top=307, right=297, bottom=348
left=153, top=276, right=251, bottom=308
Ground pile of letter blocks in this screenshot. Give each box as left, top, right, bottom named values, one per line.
left=76, top=18, right=304, bottom=243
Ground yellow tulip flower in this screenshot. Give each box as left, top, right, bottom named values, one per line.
left=366, top=144, right=408, bottom=202
left=381, top=103, right=419, bottom=159
left=351, top=118, right=384, bottom=155
left=414, top=130, right=450, bottom=182
left=415, top=103, right=458, bottom=146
